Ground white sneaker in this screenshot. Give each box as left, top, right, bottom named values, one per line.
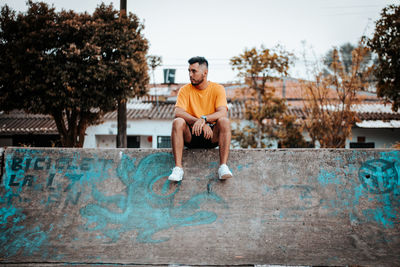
left=218, top=164, right=233, bottom=180
left=168, top=166, right=184, bottom=182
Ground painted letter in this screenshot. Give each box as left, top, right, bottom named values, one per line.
left=24, top=158, right=32, bottom=171
left=80, top=158, right=93, bottom=171
left=46, top=173, right=56, bottom=188
left=8, top=174, right=20, bottom=186
left=22, top=175, right=34, bottom=187
left=11, top=157, right=23, bottom=171
left=34, top=158, right=45, bottom=170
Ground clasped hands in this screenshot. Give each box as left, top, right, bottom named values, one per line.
left=192, top=118, right=213, bottom=139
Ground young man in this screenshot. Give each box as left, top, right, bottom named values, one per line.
left=168, top=56, right=233, bottom=182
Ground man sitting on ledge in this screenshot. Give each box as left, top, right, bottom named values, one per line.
left=168, top=56, right=233, bottom=182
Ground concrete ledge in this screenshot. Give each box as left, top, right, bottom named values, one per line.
left=0, top=147, right=399, bottom=266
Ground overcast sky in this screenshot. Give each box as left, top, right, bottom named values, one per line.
left=1, top=0, right=398, bottom=83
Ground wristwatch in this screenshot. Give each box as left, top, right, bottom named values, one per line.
left=201, top=115, right=207, bottom=122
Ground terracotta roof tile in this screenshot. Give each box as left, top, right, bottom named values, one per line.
left=225, top=79, right=380, bottom=102
left=0, top=111, right=57, bottom=134
left=1, top=102, right=399, bottom=135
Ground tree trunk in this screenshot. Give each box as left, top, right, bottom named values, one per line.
left=257, top=88, right=263, bottom=148
left=257, top=123, right=262, bottom=148
left=77, top=112, right=88, bottom=148
left=52, top=111, right=68, bottom=147
left=52, top=109, right=88, bottom=148
left=117, top=98, right=127, bottom=148
left=117, top=0, right=128, bottom=148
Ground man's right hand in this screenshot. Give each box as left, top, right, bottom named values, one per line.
left=202, top=123, right=213, bottom=139
left=192, top=118, right=205, bottom=136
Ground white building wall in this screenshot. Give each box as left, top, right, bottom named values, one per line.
left=84, top=119, right=172, bottom=148
left=83, top=119, right=399, bottom=149
left=346, top=127, right=400, bottom=148
left=95, top=135, right=116, bottom=148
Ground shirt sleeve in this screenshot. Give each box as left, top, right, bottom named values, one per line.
left=215, top=84, right=228, bottom=110
left=175, top=86, right=188, bottom=110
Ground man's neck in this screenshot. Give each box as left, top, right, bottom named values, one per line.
left=193, top=80, right=209, bottom=90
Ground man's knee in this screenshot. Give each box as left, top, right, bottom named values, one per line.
left=172, top=118, right=187, bottom=131
left=216, top=117, right=231, bottom=131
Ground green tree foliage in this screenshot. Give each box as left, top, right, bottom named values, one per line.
left=367, top=4, right=400, bottom=112
left=230, top=46, right=306, bottom=148
left=0, top=1, right=149, bottom=147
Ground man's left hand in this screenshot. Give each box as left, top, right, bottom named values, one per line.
left=192, top=118, right=205, bottom=136
left=203, top=123, right=213, bottom=139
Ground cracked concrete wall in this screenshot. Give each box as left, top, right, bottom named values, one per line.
left=0, top=147, right=399, bottom=266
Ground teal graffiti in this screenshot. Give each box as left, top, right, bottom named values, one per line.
left=318, top=169, right=342, bottom=186
left=359, top=159, right=398, bottom=194
left=0, top=153, right=53, bottom=258
left=317, top=151, right=400, bottom=229
left=0, top=224, right=50, bottom=257
left=0, top=192, right=52, bottom=258
left=0, top=149, right=115, bottom=259
left=80, top=152, right=224, bottom=243
left=362, top=191, right=399, bottom=228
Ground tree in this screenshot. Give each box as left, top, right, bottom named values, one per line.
left=147, top=55, right=163, bottom=74
left=367, top=4, right=400, bottom=112
left=322, top=42, right=373, bottom=78
left=0, top=1, right=149, bottom=147
left=277, top=115, right=307, bottom=148
left=230, top=45, right=305, bottom=148
left=302, top=45, right=370, bottom=148
left=147, top=55, right=162, bottom=109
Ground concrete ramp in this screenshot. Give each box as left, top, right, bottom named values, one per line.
left=0, top=147, right=399, bottom=266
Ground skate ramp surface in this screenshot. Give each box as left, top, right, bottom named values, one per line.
left=0, top=147, right=399, bottom=266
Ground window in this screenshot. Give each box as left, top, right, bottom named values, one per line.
left=350, top=142, right=375, bottom=148
left=350, top=136, right=374, bottom=148
left=127, top=136, right=140, bottom=148
left=157, top=136, right=171, bottom=148
left=277, top=141, right=314, bottom=148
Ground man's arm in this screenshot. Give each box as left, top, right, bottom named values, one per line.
left=204, top=106, right=228, bottom=123
left=174, top=107, right=199, bottom=125
left=174, top=106, right=228, bottom=124
left=175, top=107, right=205, bottom=136
left=174, top=106, right=229, bottom=137
left=201, top=106, right=228, bottom=139
left=193, top=106, right=228, bottom=137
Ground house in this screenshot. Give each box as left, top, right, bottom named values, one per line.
left=1, top=80, right=399, bottom=148
left=84, top=99, right=175, bottom=149
left=0, top=110, right=60, bottom=147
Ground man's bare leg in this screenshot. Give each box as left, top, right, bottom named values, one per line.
left=171, top=118, right=192, bottom=167
left=212, top=117, right=231, bottom=165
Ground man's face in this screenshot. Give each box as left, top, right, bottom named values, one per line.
left=188, top=63, right=207, bottom=86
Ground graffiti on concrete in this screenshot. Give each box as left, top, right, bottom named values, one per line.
left=1, top=150, right=117, bottom=258
left=80, top=152, right=225, bottom=243
left=3, top=154, right=114, bottom=207
left=316, top=151, right=399, bottom=228
left=358, top=159, right=398, bottom=194
left=0, top=149, right=225, bottom=259
left=1, top=148, right=399, bottom=262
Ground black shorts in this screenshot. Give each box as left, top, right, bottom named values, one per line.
left=185, top=124, right=218, bottom=149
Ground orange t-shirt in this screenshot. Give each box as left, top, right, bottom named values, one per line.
left=175, top=81, right=228, bottom=118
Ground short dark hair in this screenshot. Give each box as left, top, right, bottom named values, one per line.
left=188, top=56, right=208, bottom=68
